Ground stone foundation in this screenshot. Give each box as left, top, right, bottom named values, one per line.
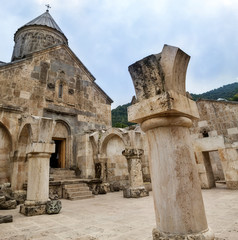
left=20, top=200, right=48, bottom=216
left=226, top=181, right=238, bottom=190
left=123, top=187, right=149, bottom=198
left=152, top=228, right=214, bottom=240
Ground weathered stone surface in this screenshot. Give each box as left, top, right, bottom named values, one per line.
left=122, top=148, right=148, bottom=198
left=152, top=228, right=214, bottom=240
left=123, top=187, right=149, bottom=198
left=128, top=45, right=214, bottom=239
left=0, top=199, right=17, bottom=209
left=110, top=182, right=121, bottom=192
left=20, top=201, right=47, bottom=216
left=97, top=183, right=110, bottom=194
left=0, top=215, right=13, bottom=224
left=46, top=200, right=62, bottom=214
left=12, top=190, right=27, bottom=204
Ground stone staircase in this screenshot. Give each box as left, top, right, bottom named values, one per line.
left=63, top=183, right=94, bottom=200
left=50, top=169, right=76, bottom=181
left=50, top=168, right=94, bottom=200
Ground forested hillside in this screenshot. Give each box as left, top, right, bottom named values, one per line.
left=191, top=82, right=238, bottom=101
left=111, top=103, right=135, bottom=128
left=112, top=82, right=238, bottom=127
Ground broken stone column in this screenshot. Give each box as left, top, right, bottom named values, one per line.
left=128, top=45, right=214, bottom=239
left=20, top=143, right=55, bottom=216
left=122, top=148, right=148, bottom=198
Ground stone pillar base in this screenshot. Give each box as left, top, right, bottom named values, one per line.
left=123, top=187, right=149, bottom=198
left=20, top=200, right=48, bottom=216
left=152, top=228, right=215, bottom=240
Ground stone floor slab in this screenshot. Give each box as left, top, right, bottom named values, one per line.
left=0, top=185, right=238, bottom=239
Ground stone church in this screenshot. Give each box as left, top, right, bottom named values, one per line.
left=0, top=10, right=113, bottom=193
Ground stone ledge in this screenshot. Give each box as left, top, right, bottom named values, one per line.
left=128, top=90, right=199, bottom=124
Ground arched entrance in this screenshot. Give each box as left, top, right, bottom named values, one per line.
left=0, top=123, right=12, bottom=184
left=50, top=121, right=70, bottom=168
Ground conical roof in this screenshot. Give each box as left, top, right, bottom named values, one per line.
left=23, top=10, right=64, bottom=34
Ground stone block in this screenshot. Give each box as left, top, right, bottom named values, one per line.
left=198, top=120, right=208, bottom=128
left=0, top=199, right=17, bottom=209
left=227, top=127, right=238, bottom=135
left=194, top=136, right=225, bottom=152
left=12, top=190, right=27, bottom=204
left=20, top=202, right=47, bottom=216
left=46, top=200, right=62, bottom=214
left=0, top=215, right=13, bottom=224
left=123, top=187, right=149, bottom=198
left=128, top=90, right=199, bottom=124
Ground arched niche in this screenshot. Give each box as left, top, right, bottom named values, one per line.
left=0, top=122, right=12, bottom=184
left=51, top=120, right=71, bottom=169
left=101, top=133, right=128, bottom=186
left=11, top=124, right=32, bottom=190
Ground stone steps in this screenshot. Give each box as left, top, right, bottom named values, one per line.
left=63, top=183, right=94, bottom=201
left=50, top=169, right=76, bottom=181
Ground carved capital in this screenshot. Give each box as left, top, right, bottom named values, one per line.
left=122, top=148, right=144, bottom=159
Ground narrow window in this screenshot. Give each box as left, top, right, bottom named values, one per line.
left=202, top=130, right=209, bottom=138
left=59, top=83, right=63, bottom=98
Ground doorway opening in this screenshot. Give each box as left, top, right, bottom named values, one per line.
left=50, top=138, right=66, bottom=168
left=203, top=150, right=226, bottom=188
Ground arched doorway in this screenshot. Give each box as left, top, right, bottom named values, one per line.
left=50, top=121, right=70, bottom=169
left=0, top=123, right=12, bottom=184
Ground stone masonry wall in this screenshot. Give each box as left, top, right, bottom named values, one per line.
left=190, top=100, right=238, bottom=146
left=0, top=45, right=111, bottom=133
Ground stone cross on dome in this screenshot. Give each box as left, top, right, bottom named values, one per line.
left=45, top=4, right=51, bottom=12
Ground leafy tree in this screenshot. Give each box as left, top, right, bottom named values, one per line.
left=111, top=103, right=135, bottom=128
left=230, top=93, right=238, bottom=101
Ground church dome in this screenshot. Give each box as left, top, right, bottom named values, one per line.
left=11, top=10, right=68, bottom=61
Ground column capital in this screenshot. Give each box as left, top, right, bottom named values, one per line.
left=122, top=148, right=144, bottom=159
left=128, top=45, right=199, bottom=125
left=26, top=142, right=55, bottom=155
left=128, top=90, right=199, bottom=124
left=141, top=116, right=192, bottom=132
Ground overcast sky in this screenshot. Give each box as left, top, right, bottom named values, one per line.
left=0, top=0, right=238, bottom=108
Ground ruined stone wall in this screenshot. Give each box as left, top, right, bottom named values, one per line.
left=105, top=135, right=129, bottom=186
left=190, top=100, right=238, bottom=146
left=191, top=100, right=238, bottom=189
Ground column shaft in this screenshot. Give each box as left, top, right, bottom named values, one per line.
left=27, top=153, right=51, bottom=202
left=147, top=125, right=208, bottom=234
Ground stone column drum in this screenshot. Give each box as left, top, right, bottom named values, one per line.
left=20, top=143, right=55, bottom=216
left=122, top=148, right=149, bottom=198
left=128, top=45, right=214, bottom=239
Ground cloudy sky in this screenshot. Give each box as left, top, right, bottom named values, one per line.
left=0, top=0, right=238, bottom=108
